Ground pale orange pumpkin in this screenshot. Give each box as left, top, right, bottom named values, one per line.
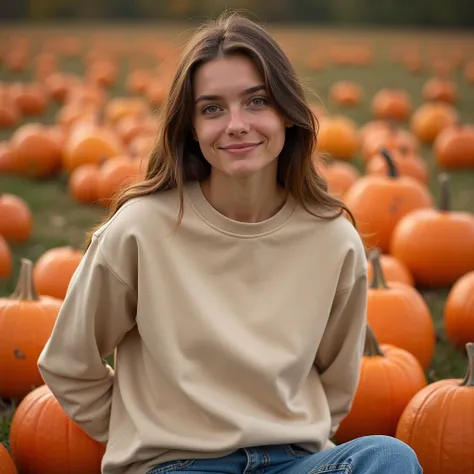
left=329, top=81, right=363, bottom=107
left=366, top=249, right=436, bottom=370
left=314, top=158, right=360, bottom=200
left=335, top=325, right=426, bottom=443
left=0, top=259, right=62, bottom=399
left=396, top=343, right=474, bottom=474
left=422, top=77, right=458, bottom=104
left=443, top=271, right=474, bottom=349
left=10, top=384, right=105, bottom=474
left=33, top=246, right=83, bottom=300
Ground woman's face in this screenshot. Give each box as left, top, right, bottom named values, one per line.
left=192, top=54, right=289, bottom=180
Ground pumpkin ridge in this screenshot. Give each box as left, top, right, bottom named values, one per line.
left=438, top=386, right=458, bottom=471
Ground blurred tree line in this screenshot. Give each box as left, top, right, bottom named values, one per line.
left=1, top=0, right=473, bottom=27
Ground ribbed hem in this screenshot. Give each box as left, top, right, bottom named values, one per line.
left=185, top=180, right=297, bottom=237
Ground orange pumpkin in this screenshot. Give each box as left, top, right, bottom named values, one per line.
left=366, top=250, right=414, bottom=287
left=9, top=82, right=48, bottom=116
left=0, top=234, right=12, bottom=279
left=371, top=88, right=413, bottom=122
left=329, top=81, right=363, bottom=107
left=422, top=77, right=458, bottom=104
left=444, top=271, right=474, bottom=349
left=314, top=158, right=360, bottom=200
left=0, top=443, right=17, bottom=474
left=366, top=249, right=436, bottom=370
left=63, top=122, right=125, bottom=172
left=410, top=102, right=459, bottom=143
left=0, top=142, right=14, bottom=173
left=0, top=193, right=33, bottom=243
left=335, top=325, right=426, bottom=443
left=344, top=150, right=433, bottom=253
left=361, top=125, right=419, bottom=164
left=396, top=342, right=474, bottom=474
left=434, top=123, right=474, bottom=170
left=10, top=384, right=105, bottom=474
left=0, top=259, right=62, bottom=399
left=96, top=154, right=143, bottom=207
left=315, top=115, right=359, bottom=161
left=366, top=146, right=429, bottom=185
left=0, top=92, right=21, bottom=128
left=10, top=123, right=63, bottom=178
left=33, top=246, right=83, bottom=300
left=68, top=163, right=100, bottom=205
left=390, top=173, right=474, bottom=288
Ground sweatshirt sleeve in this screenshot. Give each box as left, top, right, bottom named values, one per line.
left=314, top=270, right=368, bottom=439
left=37, top=234, right=137, bottom=444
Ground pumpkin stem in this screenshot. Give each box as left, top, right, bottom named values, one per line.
left=9, top=258, right=39, bottom=301
left=380, top=148, right=399, bottom=178
left=461, top=342, right=474, bottom=387
left=368, top=248, right=389, bottom=289
left=438, top=172, right=451, bottom=212
left=364, top=325, right=385, bottom=357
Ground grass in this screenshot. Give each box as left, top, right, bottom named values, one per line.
left=1, top=24, right=474, bottom=451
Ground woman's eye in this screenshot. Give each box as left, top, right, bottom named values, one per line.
left=250, top=97, right=267, bottom=107
left=202, top=105, right=220, bottom=115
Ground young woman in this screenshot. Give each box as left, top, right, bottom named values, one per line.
left=38, top=11, right=422, bottom=474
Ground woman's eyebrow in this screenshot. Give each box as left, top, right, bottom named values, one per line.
left=195, top=84, right=266, bottom=104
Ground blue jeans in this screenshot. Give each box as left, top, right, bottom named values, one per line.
left=146, top=435, right=422, bottom=473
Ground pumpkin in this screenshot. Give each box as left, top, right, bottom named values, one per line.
left=361, top=125, right=419, bottom=164
left=9, top=82, right=48, bottom=117
left=33, top=246, right=83, bottom=300
left=0, top=193, right=33, bottom=243
left=366, top=250, right=414, bottom=287
left=390, top=173, right=474, bottom=288
left=315, top=115, right=359, bottom=161
left=371, top=88, right=413, bottom=122
left=396, top=342, right=474, bottom=474
left=344, top=149, right=433, bottom=253
left=434, top=123, right=474, bottom=170
left=68, top=163, right=100, bottom=204
left=335, top=325, right=426, bottom=443
left=96, top=154, right=143, bottom=207
left=314, top=157, right=360, bottom=200
left=422, top=77, right=458, bottom=104
left=0, top=259, right=62, bottom=399
left=0, top=443, right=17, bottom=474
left=366, top=249, right=436, bottom=370
left=9, top=384, right=105, bottom=474
left=63, top=122, right=125, bottom=172
left=0, top=142, right=14, bottom=173
left=329, top=81, right=363, bottom=107
left=444, top=271, right=474, bottom=350
left=410, top=102, right=459, bottom=143
left=10, top=123, right=63, bottom=178
left=366, top=146, right=429, bottom=185
left=0, top=92, right=21, bottom=129
left=0, top=235, right=12, bottom=279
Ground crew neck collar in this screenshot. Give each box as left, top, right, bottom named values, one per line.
left=185, top=180, right=297, bottom=237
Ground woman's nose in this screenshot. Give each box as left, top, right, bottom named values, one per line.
left=226, top=109, right=250, bottom=136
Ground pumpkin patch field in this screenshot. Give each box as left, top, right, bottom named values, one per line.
left=1, top=23, right=474, bottom=473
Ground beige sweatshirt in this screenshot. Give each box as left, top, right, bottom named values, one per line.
left=38, top=180, right=368, bottom=474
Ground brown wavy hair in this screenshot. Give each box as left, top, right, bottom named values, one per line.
left=85, top=10, right=355, bottom=249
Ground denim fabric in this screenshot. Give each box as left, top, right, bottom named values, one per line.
left=146, top=435, right=422, bottom=474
